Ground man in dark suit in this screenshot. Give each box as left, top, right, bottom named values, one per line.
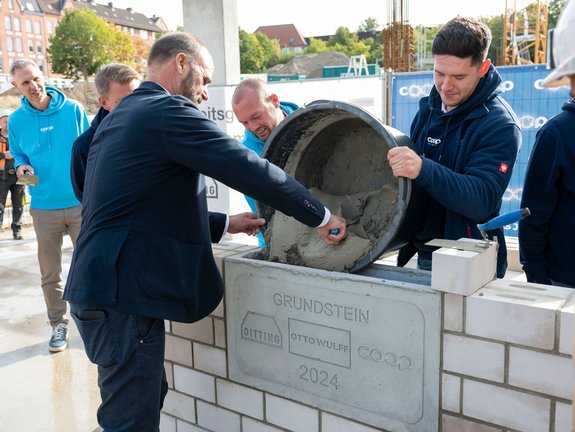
left=63, top=32, right=346, bottom=431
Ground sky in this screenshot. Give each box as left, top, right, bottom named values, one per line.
left=109, top=0, right=534, bottom=35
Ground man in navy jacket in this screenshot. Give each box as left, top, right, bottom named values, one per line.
left=519, top=0, right=575, bottom=288
left=63, top=33, right=346, bottom=431
left=387, top=17, right=521, bottom=278
left=71, top=63, right=141, bottom=202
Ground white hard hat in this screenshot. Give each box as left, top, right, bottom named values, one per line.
left=0, top=109, right=12, bottom=119
left=541, top=0, right=575, bottom=88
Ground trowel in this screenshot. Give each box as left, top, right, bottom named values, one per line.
left=330, top=195, right=368, bottom=239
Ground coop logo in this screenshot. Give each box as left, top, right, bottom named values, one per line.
left=519, top=115, right=548, bottom=129
left=39, top=125, right=54, bottom=133
left=502, top=187, right=522, bottom=202
left=398, top=83, right=433, bottom=97
left=427, top=137, right=442, bottom=146
left=497, top=80, right=515, bottom=93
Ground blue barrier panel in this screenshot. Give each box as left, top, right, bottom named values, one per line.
left=390, top=64, right=570, bottom=237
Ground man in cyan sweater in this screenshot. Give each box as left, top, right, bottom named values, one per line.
left=232, top=78, right=299, bottom=246
left=9, top=59, right=89, bottom=352
left=519, top=0, right=575, bottom=288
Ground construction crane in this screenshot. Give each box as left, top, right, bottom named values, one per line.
left=503, top=0, right=548, bottom=65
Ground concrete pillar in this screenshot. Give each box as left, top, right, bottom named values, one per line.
left=182, top=0, right=240, bottom=86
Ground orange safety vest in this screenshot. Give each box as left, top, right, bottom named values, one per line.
left=0, top=137, right=7, bottom=171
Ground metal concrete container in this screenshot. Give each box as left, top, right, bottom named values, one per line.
left=258, top=100, right=422, bottom=273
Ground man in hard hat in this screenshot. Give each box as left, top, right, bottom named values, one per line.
left=387, top=16, right=521, bottom=278
left=232, top=78, right=299, bottom=247
left=519, top=0, right=575, bottom=288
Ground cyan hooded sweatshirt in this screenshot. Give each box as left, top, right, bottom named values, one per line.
left=9, top=86, right=89, bottom=210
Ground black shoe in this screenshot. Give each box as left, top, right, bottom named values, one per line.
left=13, top=232, right=23, bottom=240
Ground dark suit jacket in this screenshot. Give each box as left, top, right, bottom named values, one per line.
left=63, top=82, right=326, bottom=323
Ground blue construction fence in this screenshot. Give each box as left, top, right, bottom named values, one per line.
left=390, top=64, right=571, bottom=237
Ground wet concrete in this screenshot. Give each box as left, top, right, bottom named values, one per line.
left=0, top=227, right=101, bottom=432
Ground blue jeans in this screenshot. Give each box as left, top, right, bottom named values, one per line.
left=71, top=304, right=168, bottom=432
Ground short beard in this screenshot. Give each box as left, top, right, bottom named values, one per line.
left=181, top=69, right=199, bottom=104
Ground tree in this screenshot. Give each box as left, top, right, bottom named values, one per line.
left=255, top=32, right=281, bottom=69
left=305, top=38, right=331, bottom=54
left=239, top=29, right=265, bottom=73
left=48, top=9, right=116, bottom=83
left=549, top=0, right=567, bottom=28
left=358, top=17, right=381, bottom=33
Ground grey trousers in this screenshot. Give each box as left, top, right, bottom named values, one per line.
left=30, top=205, right=82, bottom=327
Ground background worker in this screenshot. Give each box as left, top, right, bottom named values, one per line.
left=71, top=63, right=141, bottom=202
left=9, top=59, right=89, bottom=352
left=519, top=0, right=575, bottom=288
left=387, top=16, right=521, bottom=278
left=0, top=109, right=25, bottom=240
left=232, top=78, right=299, bottom=246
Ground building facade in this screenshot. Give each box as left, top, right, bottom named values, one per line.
left=0, top=0, right=165, bottom=87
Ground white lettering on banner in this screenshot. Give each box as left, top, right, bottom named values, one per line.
left=40, top=125, right=54, bottom=132
left=502, top=187, right=522, bottom=202
left=398, top=83, right=432, bottom=97
left=519, top=115, right=548, bottom=129
left=497, top=80, right=514, bottom=93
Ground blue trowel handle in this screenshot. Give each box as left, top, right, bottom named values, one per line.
left=477, top=208, right=531, bottom=232
left=329, top=228, right=340, bottom=235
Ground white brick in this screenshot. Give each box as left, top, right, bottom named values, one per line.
left=442, top=373, right=461, bottom=412
left=560, top=301, right=575, bottom=355
left=164, top=361, right=174, bottom=389
left=444, top=293, right=463, bottom=332
left=216, top=379, right=263, bottom=419
left=555, top=401, right=573, bottom=432
left=159, top=413, right=177, bottom=432
left=321, top=413, right=382, bottom=432
left=442, top=414, right=503, bottom=432
left=161, top=389, right=195, bottom=423
left=212, top=298, right=224, bottom=318
left=173, top=365, right=215, bottom=402
left=196, top=400, right=240, bottom=432
left=176, top=420, right=206, bottom=432
left=266, top=394, right=319, bottom=432
left=462, top=379, right=551, bottom=432
left=172, top=318, right=214, bottom=345
left=214, top=317, right=226, bottom=348
left=509, top=347, right=574, bottom=399
left=443, top=334, right=504, bottom=382
left=165, top=334, right=193, bottom=367
left=242, top=418, right=285, bottom=432
left=466, top=279, right=565, bottom=349
left=193, top=343, right=227, bottom=377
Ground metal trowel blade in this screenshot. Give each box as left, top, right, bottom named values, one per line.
left=340, top=195, right=360, bottom=225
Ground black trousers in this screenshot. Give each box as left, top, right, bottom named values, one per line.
left=0, top=171, right=25, bottom=234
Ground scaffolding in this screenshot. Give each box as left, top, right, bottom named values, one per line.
left=503, top=0, right=548, bottom=65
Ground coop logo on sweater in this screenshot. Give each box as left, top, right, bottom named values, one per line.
left=40, top=125, right=55, bottom=133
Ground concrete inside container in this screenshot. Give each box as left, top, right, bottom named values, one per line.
left=258, top=101, right=417, bottom=273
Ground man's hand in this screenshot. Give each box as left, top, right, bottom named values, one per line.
left=228, top=212, right=265, bottom=236
left=316, top=214, right=347, bottom=245
left=16, top=164, right=34, bottom=177
left=387, top=146, right=422, bottom=179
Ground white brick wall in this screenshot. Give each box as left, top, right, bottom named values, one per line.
left=462, top=379, right=551, bottom=432
left=509, top=347, right=574, bottom=399
left=265, top=394, right=319, bottom=432
left=443, top=334, right=505, bottom=382
left=216, top=379, right=264, bottom=419
left=161, top=245, right=574, bottom=432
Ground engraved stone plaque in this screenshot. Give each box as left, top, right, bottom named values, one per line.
left=225, top=254, right=441, bottom=431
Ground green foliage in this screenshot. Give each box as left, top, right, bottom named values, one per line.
left=255, top=32, right=281, bottom=68
left=357, top=17, right=381, bottom=33
left=549, top=0, right=567, bottom=28
left=305, top=38, right=331, bottom=54
left=239, top=29, right=265, bottom=73
left=48, top=9, right=136, bottom=82
left=483, top=15, right=505, bottom=65
left=328, top=27, right=374, bottom=61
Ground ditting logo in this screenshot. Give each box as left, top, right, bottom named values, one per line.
left=40, top=126, right=54, bottom=133
left=427, top=137, right=441, bottom=146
